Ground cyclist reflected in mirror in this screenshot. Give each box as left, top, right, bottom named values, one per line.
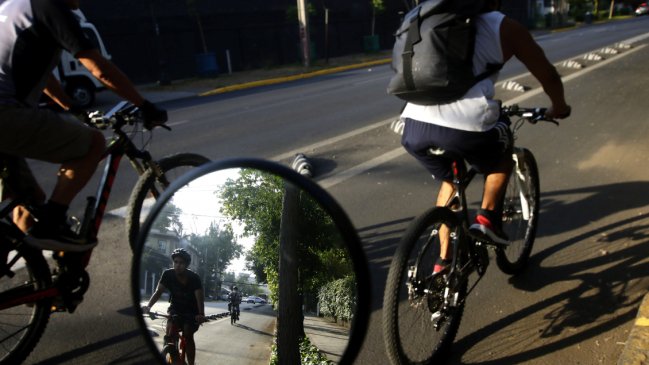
left=141, top=248, right=204, bottom=365
left=134, top=163, right=368, bottom=365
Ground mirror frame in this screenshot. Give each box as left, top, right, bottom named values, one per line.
left=131, top=158, right=370, bottom=365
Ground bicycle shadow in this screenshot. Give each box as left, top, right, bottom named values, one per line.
left=356, top=217, right=412, bottom=312
left=446, top=181, right=649, bottom=363
left=232, top=323, right=274, bottom=337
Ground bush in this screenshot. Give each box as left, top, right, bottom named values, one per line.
left=318, top=275, right=355, bottom=323
left=269, top=336, right=332, bottom=365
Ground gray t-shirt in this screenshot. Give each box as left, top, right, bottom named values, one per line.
left=0, top=0, right=95, bottom=106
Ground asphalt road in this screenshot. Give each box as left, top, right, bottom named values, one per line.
left=19, top=17, right=649, bottom=364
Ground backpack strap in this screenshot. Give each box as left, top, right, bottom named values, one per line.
left=402, top=10, right=422, bottom=91
left=475, top=62, right=503, bottom=82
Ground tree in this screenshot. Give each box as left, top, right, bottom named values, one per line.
left=188, top=222, right=243, bottom=298
left=370, top=0, right=386, bottom=36
left=218, top=169, right=354, bottom=305
left=186, top=0, right=208, bottom=53
left=152, top=201, right=184, bottom=236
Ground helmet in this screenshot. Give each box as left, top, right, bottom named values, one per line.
left=232, top=286, right=238, bottom=291
left=171, top=248, right=191, bottom=265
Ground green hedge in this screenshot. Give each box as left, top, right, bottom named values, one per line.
left=318, top=275, right=355, bottom=323
left=269, top=336, right=333, bottom=365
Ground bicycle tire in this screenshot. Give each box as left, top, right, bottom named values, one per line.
left=161, top=344, right=182, bottom=364
left=496, top=148, right=540, bottom=275
left=383, top=207, right=467, bottom=365
left=0, top=244, right=52, bottom=365
left=126, top=153, right=210, bottom=251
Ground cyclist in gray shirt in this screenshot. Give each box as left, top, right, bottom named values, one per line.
left=0, top=0, right=166, bottom=250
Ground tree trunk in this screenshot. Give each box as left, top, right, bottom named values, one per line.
left=277, top=183, right=302, bottom=364
left=194, top=13, right=208, bottom=54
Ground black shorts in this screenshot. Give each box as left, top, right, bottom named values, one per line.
left=168, top=311, right=199, bottom=334
left=401, top=118, right=512, bottom=181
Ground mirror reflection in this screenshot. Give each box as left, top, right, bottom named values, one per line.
left=137, top=167, right=357, bottom=364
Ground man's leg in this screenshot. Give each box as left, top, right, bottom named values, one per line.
left=480, top=156, right=513, bottom=212
left=470, top=155, right=514, bottom=244
left=184, top=323, right=197, bottom=365
left=49, top=130, right=105, bottom=207
left=436, top=180, right=455, bottom=261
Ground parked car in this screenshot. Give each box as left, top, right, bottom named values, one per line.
left=636, top=3, right=649, bottom=16
left=247, top=297, right=256, bottom=304
left=254, top=297, right=267, bottom=304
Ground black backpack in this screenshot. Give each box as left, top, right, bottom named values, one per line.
left=387, top=0, right=502, bottom=105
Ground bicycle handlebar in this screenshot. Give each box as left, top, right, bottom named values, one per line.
left=502, top=104, right=559, bottom=125
left=84, top=102, right=171, bottom=131
left=147, top=311, right=206, bottom=324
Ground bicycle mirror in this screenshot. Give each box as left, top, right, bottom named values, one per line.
left=131, top=158, right=370, bottom=365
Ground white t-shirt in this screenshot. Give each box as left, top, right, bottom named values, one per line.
left=400, top=11, right=506, bottom=132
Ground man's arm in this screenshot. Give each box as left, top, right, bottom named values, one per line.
left=142, top=283, right=167, bottom=313
left=42, top=75, right=75, bottom=111
left=75, top=49, right=146, bottom=107
left=195, top=288, right=205, bottom=323
left=501, top=17, right=571, bottom=118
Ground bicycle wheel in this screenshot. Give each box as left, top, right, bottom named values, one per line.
left=0, top=244, right=52, bottom=365
left=161, top=344, right=182, bottom=364
left=383, top=207, right=468, bottom=364
left=126, top=153, right=210, bottom=250
left=496, top=148, right=540, bottom=275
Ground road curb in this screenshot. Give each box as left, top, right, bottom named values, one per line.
left=198, top=58, right=391, bottom=97
left=619, top=293, right=649, bottom=364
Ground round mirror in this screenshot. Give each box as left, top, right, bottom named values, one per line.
left=131, top=158, right=370, bottom=365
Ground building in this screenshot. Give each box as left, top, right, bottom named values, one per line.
left=139, top=228, right=201, bottom=298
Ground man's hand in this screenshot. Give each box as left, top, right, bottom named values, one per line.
left=546, top=105, right=572, bottom=120
left=138, top=100, right=168, bottom=130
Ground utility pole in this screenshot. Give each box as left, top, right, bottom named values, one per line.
left=297, top=0, right=310, bottom=67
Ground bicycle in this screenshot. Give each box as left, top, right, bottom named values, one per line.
left=382, top=105, right=556, bottom=364
left=148, top=311, right=197, bottom=365
left=0, top=101, right=209, bottom=364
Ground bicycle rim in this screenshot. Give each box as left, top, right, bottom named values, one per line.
left=497, top=148, right=540, bottom=275
left=383, top=208, right=466, bottom=364
left=0, top=245, right=52, bottom=364
left=126, top=153, right=210, bottom=250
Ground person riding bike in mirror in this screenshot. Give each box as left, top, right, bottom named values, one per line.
left=0, top=0, right=167, bottom=251
left=400, top=0, right=571, bottom=274
left=228, top=285, right=242, bottom=321
left=142, top=248, right=205, bottom=365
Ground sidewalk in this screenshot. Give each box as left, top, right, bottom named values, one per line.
left=619, top=294, right=649, bottom=364
left=134, top=50, right=392, bottom=105
left=303, top=315, right=350, bottom=363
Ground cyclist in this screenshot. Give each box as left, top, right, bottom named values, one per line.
left=142, top=248, right=205, bottom=365
left=0, top=0, right=167, bottom=251
left=228, top=286, right=242, bottom=320
left=399, top=0, right=571, bottom=274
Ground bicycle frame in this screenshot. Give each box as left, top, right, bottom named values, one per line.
left=432, top=145, right=531, bottom=294
left=0, top=102, right=162, bottom=311
left=165, top=318, right=187, bottom=364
